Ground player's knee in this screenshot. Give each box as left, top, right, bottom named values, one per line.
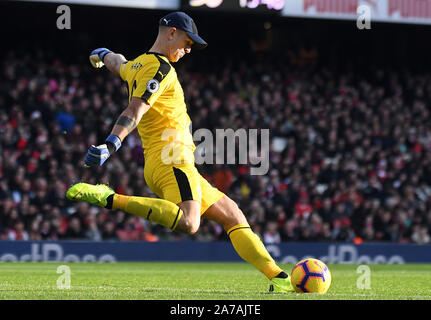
left=181, top=216, right=200, bottom=235
left=176, top=200, right=201, bottom=234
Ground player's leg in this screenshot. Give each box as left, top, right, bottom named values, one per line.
left=66, top=183, right=186, bottom=230
left=111, top=192, right=185, bottom=230
left=66, top=163, right=202, bottom=234
left=110, top=160, right=203, bottom=233
left=202, top=195, right=283, bottom=278
left=112, top=195, right=201, bottom=234
left=201, top=192, right=293, bottom=292
left=66, top=183, right=202, bottom=234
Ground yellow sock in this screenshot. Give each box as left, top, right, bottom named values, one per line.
left=228, top=224, right=283, bottom=279
left=113, top=194, right=183, bottom=230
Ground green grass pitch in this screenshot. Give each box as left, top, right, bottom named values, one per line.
left=0, top=262, right=429, bottom=300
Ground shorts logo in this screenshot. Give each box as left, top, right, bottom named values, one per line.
left=146, top=79, right=160, bottom=93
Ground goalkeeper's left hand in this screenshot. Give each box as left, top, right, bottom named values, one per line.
left=89, top=48, right=113, bottom=68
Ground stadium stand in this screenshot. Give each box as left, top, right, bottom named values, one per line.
left=1, top=2, right=431, bottom=244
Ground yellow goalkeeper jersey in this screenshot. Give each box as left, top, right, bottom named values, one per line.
left=119, top=52, right=195, bottom=165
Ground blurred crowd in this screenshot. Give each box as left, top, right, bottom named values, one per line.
left=1, top=45, right=431, bottom=245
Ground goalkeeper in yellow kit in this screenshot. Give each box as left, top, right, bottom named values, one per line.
left=66, top=11, right=293, bottom=293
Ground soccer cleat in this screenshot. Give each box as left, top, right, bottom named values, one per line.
left=66, top=183, right=114, bottom=208
left=269, top=275, right=295, bottom=293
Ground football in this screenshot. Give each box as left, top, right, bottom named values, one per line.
left=291, top=258, right=332, bottom=293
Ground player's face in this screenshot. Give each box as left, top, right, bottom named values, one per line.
left=168, top=30, right=194, bottom=62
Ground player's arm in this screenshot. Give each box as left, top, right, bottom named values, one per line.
left=89, top=48, right=127, bottom=77
left=84, top=97, right=150, bottom=167
left=109, top=97, right=150, bottom=141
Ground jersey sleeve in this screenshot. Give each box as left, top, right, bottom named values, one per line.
left=133, top=56, right=172, bottom=106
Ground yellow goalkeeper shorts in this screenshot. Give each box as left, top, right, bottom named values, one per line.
left=143, top=152, right=225, bottom=215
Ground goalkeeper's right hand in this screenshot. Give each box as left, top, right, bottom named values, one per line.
left=84, top=134, right=121, bottom=167
left=89, top=48, right=112, bottom=68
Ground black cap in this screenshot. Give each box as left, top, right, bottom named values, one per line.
left=159, top=11, right=207, bottom=50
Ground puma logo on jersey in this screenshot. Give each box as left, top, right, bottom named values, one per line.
left=158, top=71, right=167, bottom=79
